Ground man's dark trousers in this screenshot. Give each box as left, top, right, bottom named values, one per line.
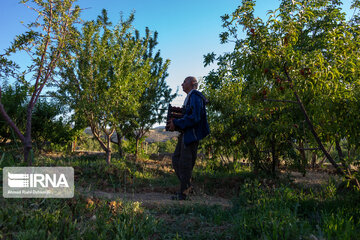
left=172, top=133, right=199, bottom=195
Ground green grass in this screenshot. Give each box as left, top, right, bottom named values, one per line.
left=0, top=195, right=159, bottom=240
left=143, top=179, right=359, bottom=240
left=229, top=180, right=360, bottom=240
left=1, top=153, right=360, bottom=239
left=152, top=203, right=233, bottom=240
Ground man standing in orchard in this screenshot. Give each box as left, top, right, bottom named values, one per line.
left=168, top=76, right=210, bottom=200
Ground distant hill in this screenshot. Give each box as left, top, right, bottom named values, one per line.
left=84, top=126, right=179, bottom=143
left=145, top=126, right=179, bottom=143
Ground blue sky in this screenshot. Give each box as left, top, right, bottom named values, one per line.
left=0, top=0, right=354, bottom=106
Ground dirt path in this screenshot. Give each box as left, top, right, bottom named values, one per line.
left=77, top=188, right=232, bottom=208
left=75, top=170, right=338, bottom=209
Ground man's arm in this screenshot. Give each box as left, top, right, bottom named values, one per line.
left=173, top=94, right=202, bottom=130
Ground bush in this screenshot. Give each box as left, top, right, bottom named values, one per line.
left=154, top=139, right=177, bottom=154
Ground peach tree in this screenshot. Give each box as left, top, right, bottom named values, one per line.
left=0, top=0, right=80, bottom=165
left=203, top=0, right=360, bottom=181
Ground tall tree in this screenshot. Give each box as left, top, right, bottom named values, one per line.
left=127, top=28, right=176, bottom=159
left=59, top=10, right=152, bottom=164
left=203, top=0, right=360, bottom=178
left=0, top=0, right=80, bottom=165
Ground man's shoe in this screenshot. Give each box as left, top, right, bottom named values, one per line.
left=171, top=193, right=188, bottom=200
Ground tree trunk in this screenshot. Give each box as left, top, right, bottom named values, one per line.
left=249, top=139, right=260, bottom=174
left=116, top=132, right=123, bottom=158
left=135, top=137, right=139, bottom=160
left=298, top=140, right=307, bottom=176
left=106, top=134, right=111, bottom=165
left=295, top=95, right=341, bottom=173
left=311, top=152, right=317, bottom=169
left=72, top=137, right=77, bottom=152
left=271, top=140, right=278, bottom=176
left=91, top=126, right=113, bottom=165
left=335, top=139, right=348, bottom=170
left=24, top=139, right=32, bottom=166
left=318, top=144, right=333, bottom=167
left=24, top=105, right=33, bottom=166
left=105, top=150, right=111, bottom=165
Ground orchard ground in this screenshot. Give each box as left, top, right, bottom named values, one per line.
left=1, top=151, right=360, bottom=239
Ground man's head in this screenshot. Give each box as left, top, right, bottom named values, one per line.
left=181, top=76, right=198, bottom=94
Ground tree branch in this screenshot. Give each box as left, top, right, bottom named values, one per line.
left=295, top=147, right=319, bottom=151
left=90, top=123, right=107, bottom=152
left=0, top=102, right=25, bottom=143
left=284, top=63, right=344, bottom=176
left=262, top=98, right=298, bottom=104
left=34, top=13, right=69, bottom=106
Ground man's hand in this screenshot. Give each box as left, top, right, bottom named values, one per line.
left=167, top=119, right=175, bottom=131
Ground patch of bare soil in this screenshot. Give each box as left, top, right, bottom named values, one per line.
left=284, top=170, right=340, bottom=188
left=77, top=188, right=232, bottom=209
